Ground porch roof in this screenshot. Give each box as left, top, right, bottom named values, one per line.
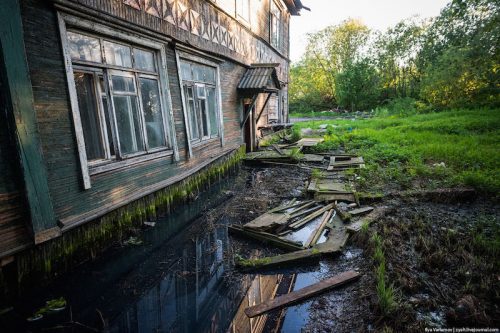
left=237, top=64, right=281, bottom=93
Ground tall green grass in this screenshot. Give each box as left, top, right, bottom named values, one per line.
left=293, top=108, right=500, bottom=194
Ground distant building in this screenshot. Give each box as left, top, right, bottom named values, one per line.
left=0, top=0, right=307, bottom=275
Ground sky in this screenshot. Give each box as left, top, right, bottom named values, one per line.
left=289, top=0, right=451, bottom=62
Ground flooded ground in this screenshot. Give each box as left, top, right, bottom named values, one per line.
left=2, top=164, right=497, bottom=332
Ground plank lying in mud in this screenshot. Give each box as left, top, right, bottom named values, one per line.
left=304, top=210, right=334, bottom=248
left=315, top=192, right=357, bottom=203
left=289, top=203, right=335, bottom=229
left=346, top=206, right=390, bottom=233
left=229, top=225, right=303, bottom=251
left=243, top=212, right=290, bottom=231
left=244, top=270, right=361, bottom=318
left=235, top=231, right=348, bottom=271
left=349, top=206, right=374, bottom=216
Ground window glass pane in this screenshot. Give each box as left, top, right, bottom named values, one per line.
left=101, top=96, right=115, bottom=156
left=193, top=64, right=204, bottom=82
left=74, top=72, right=105, bottom=161
left=134, top=48, right=156, bottom=72
left=140, top=78, right=165, bottom=148
left=237, top=0, right=250, bottom=22
left=180, top=62, right=192, bottom=81
left=104, top=41, right=132, bottom=68
left=204, top=66, right=216, bottom=84
left=113, top=95, right=144, bottom=154
left=207, top=87, right=218, bottom=137
left=198, top=98, right=209, bottom=138
left=185, top=86, right=199, bottom=140
left=196, top=85, right=206, bottom=99
left=67, top=32, right=102, bottom=63
left=98, top=75, right=115, bottom=156
left=112, top=75, right=136, bottom=93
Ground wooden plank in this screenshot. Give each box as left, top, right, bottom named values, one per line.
left=229, top=225, right=303, bottom=251
left=349, top=206, right=374, bottom=216
left=315, top=193, right=357, bottom=203
left=307, top=179, right=317, bottom=193
left=327, top=156, right=335, bottom=171
left=316, top=179, right=348, bottom=193
left=304, top=209, right=333, bottom=248
left=268, top=198, right=299, bottom=213
left=295, top=138, right=324, bottom=147
left=243, top=212, right=290, bottom=231
left=288, top=201, right=316, bottom=217
left=271, top=144, right=284, bottom=156
left=289, top=203, right=335, bottom=229
left=1, top=0, right=57, bottom=239
left=302, top=154, right=325, bottom=163
left=346, top=207, right=388, bottom=234
left=235, top=242, right=339, bottom=271
left=244, top=271, right=361, bottom=318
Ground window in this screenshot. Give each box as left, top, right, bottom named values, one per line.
left=270, top=0, right=281, bottom=49
left=180, top=59, right=220, bottom=143
left=67, top=31, right=169, bottom=166
left=235, top=0, right=250, bottom=23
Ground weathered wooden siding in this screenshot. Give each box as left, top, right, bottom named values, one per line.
left=20, top=0, right=245, bottom=222
left=0, top=54, right=31, bottom=259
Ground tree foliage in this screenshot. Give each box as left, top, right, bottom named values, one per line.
left=289, top=0, right=500, bottom=112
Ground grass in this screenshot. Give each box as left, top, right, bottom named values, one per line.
left=371, top=232, right=397, bottom=317
left=293, top=108, right=500, bottom=194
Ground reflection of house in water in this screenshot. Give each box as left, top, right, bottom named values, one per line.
left=229, top=274, right=295, bottom=333
left=109, top=225, right=239, bottom=332
left=104, top=221, right=294, bottom=333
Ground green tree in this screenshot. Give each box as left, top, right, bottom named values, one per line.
left=334, top=59, right=380, bottom=111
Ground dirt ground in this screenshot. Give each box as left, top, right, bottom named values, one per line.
left=213, top=164, right=500, bottom=332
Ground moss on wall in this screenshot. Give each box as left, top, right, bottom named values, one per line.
left=14, top=146, right=246, bottom=290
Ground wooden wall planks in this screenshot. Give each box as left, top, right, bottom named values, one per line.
left=19, top=0, right=245, bottom=225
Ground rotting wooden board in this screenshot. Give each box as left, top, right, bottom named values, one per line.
left=346, top=207, right=389, bottom=233
left=327, top=156, right=336, bottom=171
left=331, top=157, right=364, bottom=167
left=268, top=198, right=300, bottom=213
left=244, top=270, right=361, bottom=318
left=244, top=150, right=295, bottom=161
left=244, top=212, right=291, bottom=231
left=302, top=154, right=325, bottom=163
left=307, top=179, right=317, bottom=193
left=349, top=206, right=374, bottom=216
left=235, top=240, right=341, bottom=271
left=229, top=225, right=303, bottom=251
left=304, top=209, right=333, bottom=248
left=289, top=203, right=335, bottom=229
left=288, top=201, right=316, bottom=215
left=315, top=192, right=357, bottom=203
left=317, top=180, right=349, bottom=193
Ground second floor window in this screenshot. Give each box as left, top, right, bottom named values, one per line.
left=67, top=31, right=169, bottom=165
left=270, top=0, right=281, bottom=49
left=236, top=0, right=250, bottom=23
left=180, top=60, right=220, bottom=143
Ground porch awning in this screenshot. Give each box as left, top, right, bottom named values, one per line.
left=237, top=64, right=281, bottom=93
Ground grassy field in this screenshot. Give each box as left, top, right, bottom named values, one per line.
left=293, top=108, right=500, bottom=195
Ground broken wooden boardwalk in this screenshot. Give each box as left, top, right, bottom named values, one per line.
left=244, top=270, right=361, bottom=318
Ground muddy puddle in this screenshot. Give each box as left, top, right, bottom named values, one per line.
left=0, top=166, right=370, bottom=332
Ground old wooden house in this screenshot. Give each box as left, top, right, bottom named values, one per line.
left=0, top=0, right=307, bottom=286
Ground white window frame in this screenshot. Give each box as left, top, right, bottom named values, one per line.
left=270, top=0, right=282, bottom=49
left=175, top=49, right=224, bottom=158
left=235, top=0, right=251, bottom=24
left=58, top=12, right=178, bottom=189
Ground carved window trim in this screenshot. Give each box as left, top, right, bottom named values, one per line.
left=58, top=12, right=179, bottom=189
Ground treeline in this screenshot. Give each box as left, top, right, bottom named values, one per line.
left=289, top=0, right=499, bottom=114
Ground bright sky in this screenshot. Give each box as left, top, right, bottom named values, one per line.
left=290, top=0, right=451, bottom=62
